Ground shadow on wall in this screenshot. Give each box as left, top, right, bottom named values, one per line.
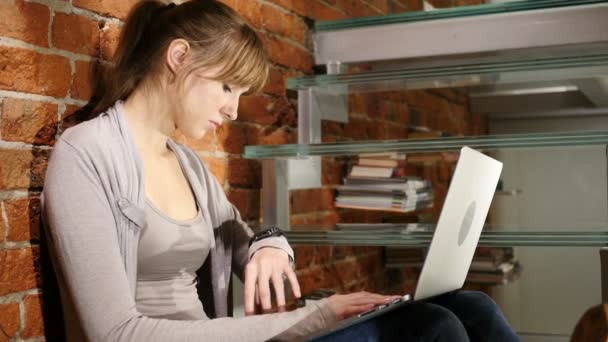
left=34, top=60, right=106, bottom=341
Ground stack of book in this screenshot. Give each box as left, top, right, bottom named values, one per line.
left=335, top=153, right=434, bottom=213
left=465, top=247, right=523, bottom=285
left=386, top=246, right=522, bottom=286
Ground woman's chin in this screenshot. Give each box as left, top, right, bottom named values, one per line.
left=184, top=128, right=210, bottom=141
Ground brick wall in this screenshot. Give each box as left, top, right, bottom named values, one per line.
left=0, top=0, right=485, bottom=340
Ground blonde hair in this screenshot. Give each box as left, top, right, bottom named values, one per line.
left=93, top=0, right=269, bottom=115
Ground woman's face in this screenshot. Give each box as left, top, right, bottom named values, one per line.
left=173, top=66, right=249, bottom=140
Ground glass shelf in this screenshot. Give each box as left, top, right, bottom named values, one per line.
left=315, top=0, right=608, bottom=31
left=286, top=226, right=608, bottom=247
left=287, top=53, right=608, bottom=92
left=243, top=131, right=608, bottom=159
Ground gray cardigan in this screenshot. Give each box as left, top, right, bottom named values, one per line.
left=41, top=102, right=336, bottom=341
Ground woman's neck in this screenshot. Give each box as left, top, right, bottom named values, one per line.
left=122, top=86, right=176, bottom=157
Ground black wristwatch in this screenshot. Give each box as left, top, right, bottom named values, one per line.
left=249, top=226, right=284, bottom=247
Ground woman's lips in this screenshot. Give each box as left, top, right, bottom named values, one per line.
left=209, top=120, right=221, bottom=129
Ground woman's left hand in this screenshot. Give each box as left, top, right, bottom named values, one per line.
left=244, top=247, right=301, bottom=315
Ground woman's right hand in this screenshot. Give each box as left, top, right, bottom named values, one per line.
left=327, top=292, right=402, bottom=320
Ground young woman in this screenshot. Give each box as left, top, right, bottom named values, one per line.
left=42, top=1, right=519, bottom=341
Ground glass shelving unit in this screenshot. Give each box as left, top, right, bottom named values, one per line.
left=285, top=227, right=608, bottom=247
left=244, top=0, right=608, bottom=309
left=245, top=1, right=608, bottom=335
left=315, top=0, right=607, bottom=31
left=244, top=131, right=608, bottom=159
left=287, top=53, right=608, bottom=93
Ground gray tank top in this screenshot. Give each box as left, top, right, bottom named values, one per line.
left=135, top=198, right=212, bottom=320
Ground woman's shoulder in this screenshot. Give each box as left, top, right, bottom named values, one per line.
left=58, top=111, right=118, bottom=153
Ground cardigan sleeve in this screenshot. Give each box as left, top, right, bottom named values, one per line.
left=43, top=138, right=336, bottom=342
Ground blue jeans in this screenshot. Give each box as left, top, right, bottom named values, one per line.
left=312, top=291, right=520, bottom=342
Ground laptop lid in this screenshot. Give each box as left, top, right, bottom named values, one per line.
left=414, top=146, right=503, bottom=301
left=295, top=147, right=503, bottom=341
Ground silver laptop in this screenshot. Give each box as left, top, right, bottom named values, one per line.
left=299, top=146, right=503, bottom=341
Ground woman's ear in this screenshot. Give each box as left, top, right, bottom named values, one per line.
left=166, top=39, right=190, bottom=76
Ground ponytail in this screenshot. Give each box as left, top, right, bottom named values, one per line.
left=92, top=1, right=171, bottom=115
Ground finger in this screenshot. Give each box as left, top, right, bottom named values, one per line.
left=343, top=304, right=375, bottom=318
left=258, top=268, right=272, bottom=311
left=271, top=272, right=286, bottom=309
left=284, top=267, right=301, bottom=298
left=244, top=264, right=258, bottom=315
left=255, top=284, right=262, bottom=314
left=255, top=284, right=260, bottom=305
left=349, top=293, right=393, bottom=306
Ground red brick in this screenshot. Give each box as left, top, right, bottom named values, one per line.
left=348, top=94, right=368, bottom=115
left=228, top=158, right=260, bottom=188
left=342, top=117, right=369, bottom=140
left=0, top=0, right=50, bottom=47
left=227, top=188, right=260, bottom=220
left=389, top=0, right=409, bottom=13
left=259, top=33, right=313, bottom=73
left=268, top=0, right=313, bottom=17
left=0, top=302, right=20, bottom=339
left=365, top=0, right=390, bottom=13
left=310, top=1, right=347, bottom=20
left=290, top=211, right=339, bottom=227
left=73, top=0, right=140, bottom=20
left=426, top=0, right=453, bottom=8
left=52, top=13, right=100, bottom=56
left=335, top=258, right=361, bottom=281
left=290, top=188, right=335, bottom=214
left=0, top=149, right=49, bottom=191
left=404, top=0, right=423, bottom=10
left=0, top=247, right=40, bottom=296
left=22, top=294, right=44, bottom=338
left=333, top=246, right=354, bottom=260
left=321, top=159, right=345, bottom=185
left=294, top=245, right=314, bottom=270
left=358, top=251, right=383, bottom=273
left=0, top=205, right=5, bottom=243
left=245, top=124, right=296, bottom=146
left=199, top=155, right=227, bottom=185
left=5, top=197, right=41, bottom=243
left=321, top=121, right=345, bottom=140
left=216, top=122, right=246, bottom=154
left=2, top=98, right=58, bottom=145
left=238, top=95, right=276, bottom=125
left=234, top=0, right=265, bottom=29
left=60, top=104, right=86, bottom=133
left=372, top=122, right=408, bottom=140
left=259, top=3, right=307, bottom=45
left=101, top=21, right=121, bottom=61
left=276, top=98, right=297, bottom=127
left=297, top=265, right=342, bottom=293
left=263, top=67, right=293, bottom=97
left=0, top=46, right=71, bottom=97
left=71, top=60, right=96, bottom=101
left=314, top=246, right=333, bottom=265
left=296, top=268, right=323, bottom=295
left=331, top=0, right=379, bottom=17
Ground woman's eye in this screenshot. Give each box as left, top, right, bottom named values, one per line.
left=223, top=84, right=232, bottom=93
